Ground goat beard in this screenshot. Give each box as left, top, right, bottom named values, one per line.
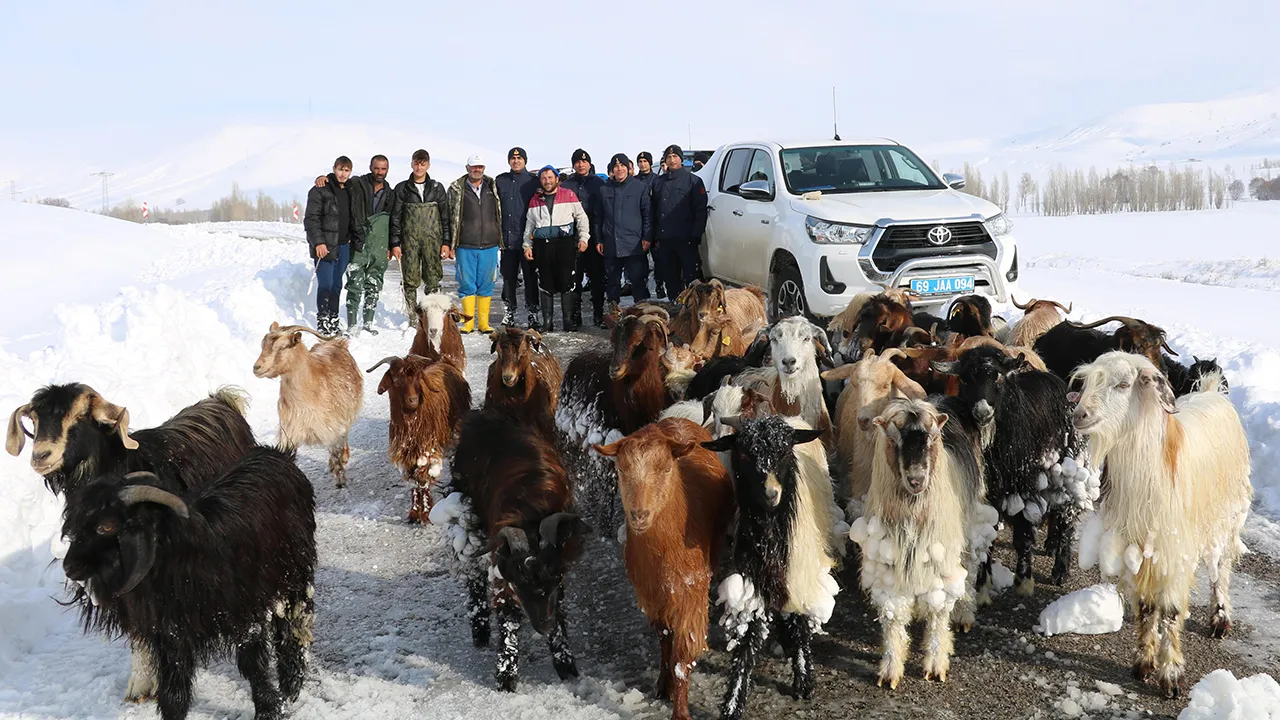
left=979, top=420, right=996, bottom=449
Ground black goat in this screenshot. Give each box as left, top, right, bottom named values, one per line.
left=703, top=416, right=834, bottom=720
left=946, top=294, right=994, bottom=338
left=451, top=409, right=589, bottom=692
left=934, top=346, right=1094, bottom=599
left=61, top=446, right=316, bottom=720
left=1163, top=354, right=1230, bottom=397
left=1033, top=315, right=1173, bottom=382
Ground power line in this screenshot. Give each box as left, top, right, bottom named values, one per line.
left=90, top=171, right=114, bottom=213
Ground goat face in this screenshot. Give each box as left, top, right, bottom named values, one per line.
left=947, top=295, right=993, bottom=337
left=935, top=346, right=1024, bottom=429
left=6, top=384, right=137, bottom=477
left=1071, top=352, right=1177, bottom=437
left=609, top=315, right=668, bottom=381
left=660, top=344, right=703, bottom=375
left=373, top=356, right=441, bottom=413
left=691, top=279, right=728, bottom=323
left=768, top=316, right=831, bottom=378
left=253, top=322, right=303, bottom=378
left=703, top=415, right=822, bottom=509
left=873, top=399, right=947, bottom=496
left=62, top=472, right=189, bottom=600
left=849, top=297, right=911, bottom=362
left=493, top=513, right=588, bottom=635
left=492, top=328, right=540, bottom=388
left=594, top=425, right=692, bottom=533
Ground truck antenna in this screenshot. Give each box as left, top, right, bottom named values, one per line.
left=832, top=87, right=841, bottom=141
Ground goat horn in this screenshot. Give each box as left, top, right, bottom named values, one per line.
left=539, top=512, right=583, bottom=549
left=278, top=325, right=334, bottom=341
left=719, top=415, right=742, bottom=430
left=365, top=356, right=401, bottom=373
left=1051, top=300, right=1074, bottom=315
left=931, top=360, right=959, bottom=375
left=1067, top=315, right=1139, bottom=330
left=495, top=526, right=529, bottom=555
left=118, top=480, right=190, bottom=519
left=524, top=329, right=543, bottom=345
left=6, top=403, right=32, bottom=456
left=878, top=348, right=908, bottom=363
left=1161, top=341, right=1179, bottom=357
left=1011, top=295, right=1034, bottom=310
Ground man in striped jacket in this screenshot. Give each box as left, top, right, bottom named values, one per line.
left=523, top=165, right=590, bottom=331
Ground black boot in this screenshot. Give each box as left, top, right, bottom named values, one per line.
left=561, top=292, right=576, bottom=333
left=571, top=292, right=584, bottom=331
left=592, top=302, right=605, bottom=329
left=540, top=292, right=555, bottom=332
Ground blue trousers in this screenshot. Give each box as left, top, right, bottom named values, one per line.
left=315, top=243, right=351, bottom=316
left=456, top=246, right=499, bottom=297
left=654, top=237, right=700, bottom=300
left=605, top=254, right=650, bottom=303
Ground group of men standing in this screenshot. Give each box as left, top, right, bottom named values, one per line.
left=303, top=144, right=708, bottom=336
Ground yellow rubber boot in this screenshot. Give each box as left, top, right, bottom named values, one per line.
left=460, top=296, right=476, bottom=333
left=476, top=296, right=493, bottom=333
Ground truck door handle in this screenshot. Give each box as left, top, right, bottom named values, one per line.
left=707, top=205, right=716, bottom=212
left=732, top=210, right=744, bottom=217
left=760, top=219, right=770, bottom=224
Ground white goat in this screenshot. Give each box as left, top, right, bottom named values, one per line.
left=253, top=322, right=363, bottom=487
left=849, top=397, right=988, bottom=690
left=1072, top=351, right=1252, bottom=699
left=731, top=316, right=833, bottom=445
left=412, top=291, right=468, bottom=371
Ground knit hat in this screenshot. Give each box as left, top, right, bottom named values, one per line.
left=693, top=151, right=710, bottom=164
left=571, top=148, right=591, bottom=165
left=538, top=164, right=558, bottom=177
left=508, top=147, right=526, bottom=161
left=637, top=151, right=653, bottom=164
left=663, top=144, right=683, bottom=160
left=608, top=153, right=631, bottom=171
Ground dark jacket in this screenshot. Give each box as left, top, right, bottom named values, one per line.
left=495, top=168, right=539, bottom=251
left=351, top=172, right=394, bottom=218
left=651, top=167, right=709, bottom=243
left=634, top=170, right=659, bottom=196
left=304, top=173, right=366, bottom=259
left=595, top=176, right=651, bottom=258
left=561, top=169, right=606, bottom=241
left=447, top=175, right=503, bottom=250
left=389, top=173, right=451, bottom=249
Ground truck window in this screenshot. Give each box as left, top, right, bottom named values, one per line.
left=719, top=149, right=753, bottom=194
left=745, top=150, right=775, bottom=194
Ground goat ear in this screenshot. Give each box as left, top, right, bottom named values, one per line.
left=270, top=321, right=280, bottom=332
left=376, top=370, right=393, bottom=395
left=592, top=441, right=620, bottom=458
left=90, top=394, right=138, bottom=451
left=1141, top=370, right=1178, bottom=414
left=6, top=404, right=31, bottom=456
left=489, top=333, right=500, bottom=354
left=701, top=436, right=735, bottom=452
left=669, top=440, right=698, bottom=459
left=289, top=331, right=303, bottom=347
left=934, top=413, right=950, bottom=431
left=791, top=428, right=824, bottom=446
left=820, top=365, right=856, bottom=382
left=525, top=329, right=542, bottom=350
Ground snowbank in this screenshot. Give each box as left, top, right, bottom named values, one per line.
left=1179, top=669, right=1280, bottom=720
left=1035, top=584, right=1123, bottom=637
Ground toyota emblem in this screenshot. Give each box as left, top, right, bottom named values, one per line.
left=927, top=226, right=953, bottom=246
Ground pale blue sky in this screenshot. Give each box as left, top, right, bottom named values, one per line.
left=3, top=0, right=1278, bottom=174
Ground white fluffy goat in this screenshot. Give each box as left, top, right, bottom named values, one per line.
left=1072, top=351, right=1252, bottom=699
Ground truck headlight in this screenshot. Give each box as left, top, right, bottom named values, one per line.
left=983, top=213, right=1013, bottom=238
left=805, top=216, right=873, bottom=244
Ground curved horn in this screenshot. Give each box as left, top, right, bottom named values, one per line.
left=118, top=481, right=190, bottom=519
left=878, top=348, right=908, bottom=363
left=276, top=325, right=333, bottom=341
left=640, top=314, right=670, bottom=347
left=365, top=356, right=401, bottom=374
left=539, top=512, right=584, bottom=549
left=1067, top=315, right=1139, bottom=330
left=495, top=526, right=529, bottom=555
left=1011, top=295, right=1035, bottom=310
left=931, top=360, right=959, bottom=375
left=1161, top=341, right=1179, bottom=357
left=6, top=403, right=32, bottom=456
left=1050, top=300, right=1073, bottom=315
left=524, top=329, right=543, bottom=348
left=719, top=415, right=742, bottom=430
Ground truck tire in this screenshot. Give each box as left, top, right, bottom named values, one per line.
left=770, top=262, right=808, bottom=321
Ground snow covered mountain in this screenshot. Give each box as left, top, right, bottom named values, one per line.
left=14, top=123, right=487, bottom=211
left=924, top=86, right=1280, bottom=176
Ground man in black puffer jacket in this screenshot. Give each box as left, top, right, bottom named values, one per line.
left=561, top=149, right=606, bottom=328
left=304, top=156, right=366, bottom=336
left=595, top=153, right=652, bottom=310
left=650, top=144, right=709, bottom=299
left=495, top=147, right=540, bottom=328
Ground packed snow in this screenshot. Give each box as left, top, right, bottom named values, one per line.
left=3, top=200, right=1280, bottom=716
left=1035, top=584, right=1124, bottom=637
left=1179, top=669, right=1280, bottom=720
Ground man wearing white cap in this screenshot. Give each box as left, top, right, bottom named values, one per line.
left=447, top=155, right=503, bottom=333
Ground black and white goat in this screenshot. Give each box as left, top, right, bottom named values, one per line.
left=729, top=316, right=834, bottom=446
left=6, top=383, right=255, bottom=702
left=934, top=346, right=1099, bottom=598
left=703, top=415, right=839, bottom=720
left=61, top=446, right=316, bottom=720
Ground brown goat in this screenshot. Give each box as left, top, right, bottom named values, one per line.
left=253, top=322, right=363, bottom=487
left=609, top=311, right=675, bottom=434
left=671, top=280, right=767, bottom=344
left=687, top=308, right=750, bottom=360
left=368, top=352, right=472, bottom=523
left=846, top=294, right=916, bottom=362
left=661, top=344, right=705, bottom=401
left=484, top=328, right=562, bottom=437
left=411, top=291, right=469, bottom=372
left=594, top=418, right=734, bottom=720
left=1010, top=296, right=1073, bottom=348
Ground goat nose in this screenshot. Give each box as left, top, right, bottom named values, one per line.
left=630, top=510, right=651, bottom=527
left=31, top=450, right=50, bottom=464
left=765, top=486, right=781, bottom=504
left=782, top=357, right=797, bottom=369
left=1073, top=406, right=1089, bottom=423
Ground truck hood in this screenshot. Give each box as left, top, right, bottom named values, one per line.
left=789, top=189, right=998, bottom=226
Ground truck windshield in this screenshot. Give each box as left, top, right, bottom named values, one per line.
left=780, top=145, right=947, bottom=194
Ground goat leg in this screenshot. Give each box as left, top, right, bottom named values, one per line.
left=124, top=640, right=158, bottom=701
left=921, top=605, right=954, bottom=683
left=877, top=604, right=912, bottom=691
left=974, top=552, right=995, bottom=608
left=274, top=588, right=313, bottom=702
left=719, top=615, right=768, bottom=720
left=656, top=631, right=673, bottom=700
left=493, top=581, right=522, bottom=692
left=1045, top=507, right=1075, bottom=586
left=328, top=440, right=350, bottom=489
left=237, top=631, right=283, bottom=720
left=1010, top=513, right=1037, bottom=597
left=785, top=613, right=816, bottom=700
left=547, top=605, right=579, bottom=681
left=468, top=563, right=491, bottom=648
left=1155, top=604, right=1187, bottom=699
left=1209, top=552, right=1236, bottom=639
left=408, top=485, right=425, bottom=524
left=1131, top=600, right=1159, bottom=684
left=153, top=645, right=196, bottom=720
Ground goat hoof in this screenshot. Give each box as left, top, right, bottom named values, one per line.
left=472, top=631, right=490, bottom=648
left=1159, top=674, right=1185, bottom=699
left=876, top=672, right=901, bottom=690
left=1015, top=577, right=1036, bottom=597
left=1050, top=569, right=1070, bottom=586
left=1131, top=660, right=1155, bottom=683
left=125, top=694, right=154, bottom=704
left=496, top=674, right=518, bottom=693
left=1210, top=614, right=1232, bottom=639
left=554, top=661, right=579, bottom=681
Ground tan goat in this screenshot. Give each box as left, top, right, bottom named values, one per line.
left=1009, top=296, right=1073, bottom=348
left=253, top=322, right=362, bottom=487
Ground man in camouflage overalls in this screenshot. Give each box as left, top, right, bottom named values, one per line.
left=344, top=155, right=393, bottom=334
left=390, top=148, right=453, bottom=326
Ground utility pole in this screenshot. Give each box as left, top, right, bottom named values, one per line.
left=90, top=171, right=114, bottom=213
left=6, top=180, right=18, bottom=202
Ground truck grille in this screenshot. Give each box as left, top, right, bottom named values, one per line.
left=872, top=222, right=997, bottom=272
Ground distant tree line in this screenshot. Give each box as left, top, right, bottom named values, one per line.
left=208, top=183, right=301, bottom=223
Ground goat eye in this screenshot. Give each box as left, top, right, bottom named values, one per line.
left=1117, top=381, right=1131, bottom=390
left=96, top=522, right=117, bottom=536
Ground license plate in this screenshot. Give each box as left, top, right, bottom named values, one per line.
left=910, top=275, right=975, bottom=295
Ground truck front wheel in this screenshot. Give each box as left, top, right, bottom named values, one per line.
left=770, top=262, right=808, bottom=321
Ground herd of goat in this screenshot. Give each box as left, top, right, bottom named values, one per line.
left=3, top=278, right=1254, bottom=720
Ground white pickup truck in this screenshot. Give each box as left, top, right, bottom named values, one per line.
left=695, top=138, right=1021, bottom=318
